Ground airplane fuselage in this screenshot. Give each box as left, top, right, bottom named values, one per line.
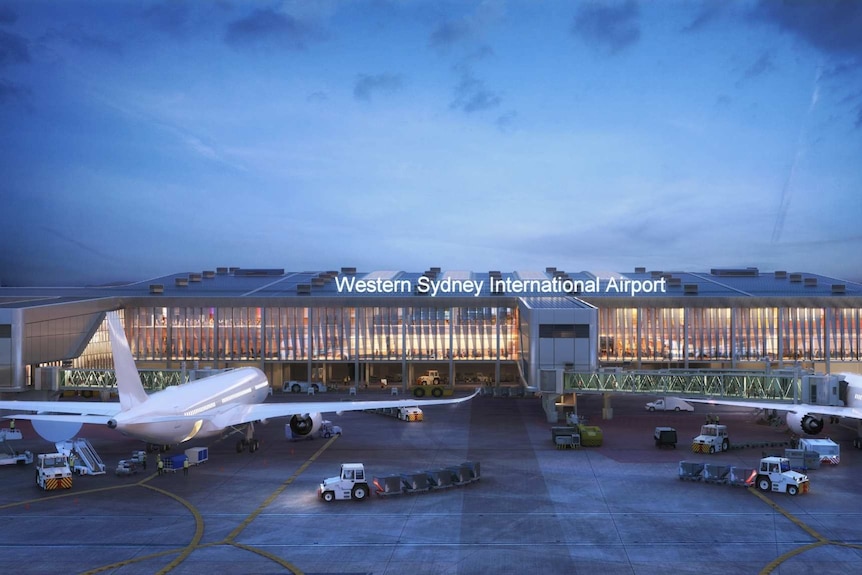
left=108, top=367, right=270, bottom=444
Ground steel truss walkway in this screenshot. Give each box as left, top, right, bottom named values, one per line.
left=563, top=369, right=803, bottom=402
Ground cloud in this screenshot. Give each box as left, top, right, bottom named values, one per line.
left=450, top=71, right=501, bottom=113
left=0, top=29, right=30, bottom=66
left=224, top=7, right=316, bottom=51
left=0, top=77, right=30, bottom=104
left=141, top=0, right=195, bottom=38
left=571, top=0, right=640, bottom=55
left=41, top=25, right=123, bottom=56
left=682, top=0, right=730, bottom=32
left=742, top=52, right=775, bottom=81
left=754, top=0, right=862, bottom=58
left=353, top=73, right=403, bottom=101
left=0, top=5, right=17, bottom=25
left=428, top=1, right=505, bottom=49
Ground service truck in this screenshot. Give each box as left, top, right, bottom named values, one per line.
left=755, top=456, right=810, bottom=495
left=318, top=463, right=370, bottom=502
left=416, top=370, right=443, bottom=386
left=645, top=397, right=694, bottom=412
left=36, top=453, right=73, bottom=490
left=798, top=438, right=840, bottom=465
left=282, top=380, right=327, bottom=394
left=691, top=424, right=730, bottom=454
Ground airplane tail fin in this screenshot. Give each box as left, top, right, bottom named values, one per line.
left=106, top=311, right=149, bottom=411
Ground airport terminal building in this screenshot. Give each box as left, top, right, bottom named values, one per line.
left=1, top=266, right=861, bottom=394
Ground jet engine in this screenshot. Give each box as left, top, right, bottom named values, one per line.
left=786, top=411, right=824, bottom=436
left=288, top=412, right=323, bottom=438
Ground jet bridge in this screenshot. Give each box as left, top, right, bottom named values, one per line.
left=540, top=368, right=816, bottom=424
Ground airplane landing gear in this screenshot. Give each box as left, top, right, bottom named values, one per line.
left=236, top=438, right=260, bottom=453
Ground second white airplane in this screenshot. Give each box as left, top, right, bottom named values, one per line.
left=0, top=312, right=478, bottom=451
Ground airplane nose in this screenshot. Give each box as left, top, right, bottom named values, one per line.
left=107, top=419, right=117, bottom=429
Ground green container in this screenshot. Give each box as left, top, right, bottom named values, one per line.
left=578, top=424, right=603, bottom=446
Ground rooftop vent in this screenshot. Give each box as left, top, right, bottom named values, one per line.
left=684, top=284, right=699, bottom=294
left=804, top=277, right=817, bottom=287
left=634, top=267, right=646, bottom=274
left=189, top=273, right=202, bottom=282
left=202, top=270, right=215, bottom=279
left=710, top=267, right=759, bottom=277
left=667, top=277, right=682, bottom=288
left=149, top=284, right=164, bottom=294
left=774, top=271, right=787, bottom=279
left=216, top=267, right=229, bottom=275
left=175, top=277, right=189, bottom=287
left=296, top=284, right=311, bottom=295
left=545, top=267, right=557, bottom=273
left=311, top=277, right=326, bottom=287
left=789, top=273, right=803, bottom=283
left=341, top=267, right=356, bottom=274
left=832, top=284, right=846, bottom=294
left=651, top=270, right=664, bottom=278
left=234, top=268, right=284, bottom=277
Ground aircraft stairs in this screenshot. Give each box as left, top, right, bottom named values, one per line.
left=55, top=438, right=106, bottom=475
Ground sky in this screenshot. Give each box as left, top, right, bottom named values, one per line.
left=1, top=0, right=861, bottom=287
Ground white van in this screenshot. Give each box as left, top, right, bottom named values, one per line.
left=645, top=397, right=694, bottom=412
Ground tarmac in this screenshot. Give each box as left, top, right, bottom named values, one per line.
left=2, top=388, right=862, bottom=575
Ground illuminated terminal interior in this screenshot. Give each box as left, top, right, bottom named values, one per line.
left=0, top=266, right=860, bottom=394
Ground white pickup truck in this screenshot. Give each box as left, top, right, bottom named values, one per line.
left=645, top=397, right=694, bottom=412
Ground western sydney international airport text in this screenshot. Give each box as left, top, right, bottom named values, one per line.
left=335, top=276, right=667, bottom=297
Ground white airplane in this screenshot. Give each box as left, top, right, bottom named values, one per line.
left=684, top=372, right=862, bottom=448
left=0, top=312, right=478, bottom=451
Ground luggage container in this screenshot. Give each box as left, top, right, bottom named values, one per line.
left=654, top=426, right=677, bottom=448
left=678, top=461, right=704, bottom=481
left=425, top=468, right=454, bottom=489
left=372, top=475, right=403, bottom=496
left=447, top=461, right=481, bottom=485
left=162, top=454, right=188, bottom=472
left=784, top=448, right=820, bottom=471
left=401, top=472, right=431, bottom=493
left=184, top=447, right=208, bottom=465
left=703, top=464, right=731, bottom=484
left=728, top=466, right=756, bottom=487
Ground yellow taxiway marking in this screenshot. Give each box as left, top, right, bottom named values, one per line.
left=748, top=487, right=862, bottom=575
left=5, top=438, right=338, bottom=575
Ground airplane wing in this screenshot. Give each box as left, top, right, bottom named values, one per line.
left=683, top=397, right=862, bottom=421
left=211, top=388, right=481, bottom=427
left=0, top=400, right=121, bottom=418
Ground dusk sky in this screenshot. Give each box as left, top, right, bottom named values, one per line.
left=1, top=0, right=861, bottom=287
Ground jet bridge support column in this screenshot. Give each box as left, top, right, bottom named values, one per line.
left=602, top=393, right=614, bottom=420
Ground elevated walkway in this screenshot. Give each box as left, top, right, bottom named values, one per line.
left=564, top=369, right=803, bottom=402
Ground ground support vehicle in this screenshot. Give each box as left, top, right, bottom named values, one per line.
left=115, top=460, right=139, bottom=476
left=184, top=447, right=209, bottom=465
left=282, top=380, right=326, bottom=394
left=130, top=450, right=147, bottom=465
left=798, top=438, right=840, bottom=465
left=160, top=454, right=189, bottom=473
left=1, top=427, right=32, bottom=466
left=321, top=462, right=481, bottom=500
left=416, top=370, right=443, bottom=386
left=398, top=407, right=423, bottom=421
left=1, top=446, right=33, bottom=466
left=318, top=463, right=371, bottom=502
left=691, top=424, right=730, bottom=454
left=551, top=426, right=580, bottom=449
left=645, top=397, right=694, bottom=412
left=755, top=456, right=810, bottom=495
left=411, top=385, right=453, bottom=398
left=654, top=427, right=677, bottom=448
left=36, top=453, right=73, bottom=490
left=318, top=421, right=342, bottom=438
left=578, top=424, right=603, bottom=447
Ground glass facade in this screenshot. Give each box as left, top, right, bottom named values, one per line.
left=105, top=304, right=519, bottom=368
left=597, top=306, right=862, bottom=364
